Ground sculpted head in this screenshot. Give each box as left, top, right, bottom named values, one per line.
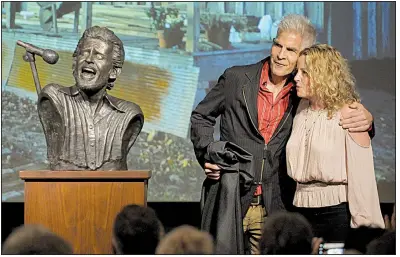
left=72, top=26, right=125, bottom=95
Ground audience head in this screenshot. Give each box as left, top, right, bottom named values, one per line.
left=112, top=204, right=164, bottom=254
left=2, top=224, right=73, bottom=254
left=344, top=226, right=386, bottom=253
left=259, top=211, right=314, bottom=254
left=366, top=230, right=396, bottom=254
left=343, top=248, right=363, bottom=254
left=156, top=225, right=214, bottom=254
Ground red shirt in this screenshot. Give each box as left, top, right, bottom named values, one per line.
left=254, top=60, right=293, bottom=196
left=257, top=61, right=293, bottom=143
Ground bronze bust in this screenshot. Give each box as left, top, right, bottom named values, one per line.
left=37, top=26, right=144, bottom=170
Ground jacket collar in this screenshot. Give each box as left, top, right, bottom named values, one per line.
left=242, top=57, right=269, bottom=131
left=244, top=57, right=268, bottom=83
left=242, top=56, right=296, bottom=134
left=57, top=85, right=125, bottom=113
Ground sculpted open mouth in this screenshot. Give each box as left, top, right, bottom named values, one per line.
left=80, top=66, right=97, bottom=80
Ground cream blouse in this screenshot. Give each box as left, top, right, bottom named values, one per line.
left=286, top=99, right=384, bottom=228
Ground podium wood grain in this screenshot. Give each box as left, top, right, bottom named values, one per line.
left=20, top=170, right=151, bottom=254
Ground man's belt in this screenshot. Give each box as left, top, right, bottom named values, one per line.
left=251, top=195, right=263, bottom=206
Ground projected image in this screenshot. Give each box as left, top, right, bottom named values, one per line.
left=1, top=2, right=395, bottom=202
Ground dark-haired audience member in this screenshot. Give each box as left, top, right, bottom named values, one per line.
left=259, top=211, right=321, bottom=254
left=366, top=230, right=396, bottom=254
left=344, top=226, right=386, bottom=254
left=156, top=225, right=214, bottom=254
left=112, top=204, right=164, bottom=254
left=343, top=249, right=362, bottom=254
left=2, top=224, right=73, bottom=254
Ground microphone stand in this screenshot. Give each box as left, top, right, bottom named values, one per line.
left=23, top=51, right=42, bottom=95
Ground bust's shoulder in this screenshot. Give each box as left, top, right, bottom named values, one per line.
left=107, top=94, right=143, bottom=116
left=41, top=83, right=63, bottom=94
left=40, top=84, right=75, bottom=98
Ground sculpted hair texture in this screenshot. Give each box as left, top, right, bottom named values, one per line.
left=72, top=26, right=125, bottom=89
left=277, top=14, right=317, bottom=49
left=299, top=44, right=360, bottom=118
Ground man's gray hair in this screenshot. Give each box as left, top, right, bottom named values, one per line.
left=277, top=14, right=317, bottom=49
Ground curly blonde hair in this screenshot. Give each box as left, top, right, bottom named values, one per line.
left=299, top=44, right=360, bottom=118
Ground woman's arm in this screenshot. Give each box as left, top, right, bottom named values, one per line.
left=345, top=128, right=385, bottom=228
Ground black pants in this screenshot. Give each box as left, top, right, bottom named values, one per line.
left=294, top=202, right=351, bottom=242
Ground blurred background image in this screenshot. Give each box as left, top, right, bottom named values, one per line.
left=1, top=1, right=395, bottom=203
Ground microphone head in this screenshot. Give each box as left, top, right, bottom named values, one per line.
left=42, top=49, right=59, bottom=64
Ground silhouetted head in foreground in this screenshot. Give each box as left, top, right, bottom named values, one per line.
left=344, top=225, right=386, bottom=253
left=259, top=211, right=314, bottom=254
left=366, top=230, right=396, bottom=254
left=112, top=204, right=164, bottom=254
left=2, top=224, right=73, bottom=254
left=156, top=225, right=214, bottom=254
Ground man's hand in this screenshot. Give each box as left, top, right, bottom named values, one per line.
left=339, top=102, right=373, bottom=132
left=204, top=162, right=221, bottom=180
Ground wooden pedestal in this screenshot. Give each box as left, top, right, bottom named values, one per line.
left=20, top=170, right=151, bottom=254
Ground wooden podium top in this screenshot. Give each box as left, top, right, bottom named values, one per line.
left=19, top=170, right=151, bottom=180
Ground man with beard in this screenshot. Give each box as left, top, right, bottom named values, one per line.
left=190, top=14, right=374, bottom=254
left=38, top=26, right=144, bottom=171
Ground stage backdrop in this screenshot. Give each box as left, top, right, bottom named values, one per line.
left=1, top=1, right=395, bottom=202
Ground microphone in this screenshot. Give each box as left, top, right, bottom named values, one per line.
left=16, top=40, right=59, bottom=64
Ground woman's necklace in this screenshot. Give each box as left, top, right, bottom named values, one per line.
left=304, top=104, right=325, bottom=149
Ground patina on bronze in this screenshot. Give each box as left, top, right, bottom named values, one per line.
left=19, top=26, right=144, bottom=170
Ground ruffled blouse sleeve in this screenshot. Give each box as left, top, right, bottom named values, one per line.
left=346, top=132, right=385, bottom=228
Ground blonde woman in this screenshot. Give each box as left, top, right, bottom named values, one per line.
left=286, top=44, right=384, bottom=242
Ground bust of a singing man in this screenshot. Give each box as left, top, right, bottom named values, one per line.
left=38, top=26, right=144, bottom=171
